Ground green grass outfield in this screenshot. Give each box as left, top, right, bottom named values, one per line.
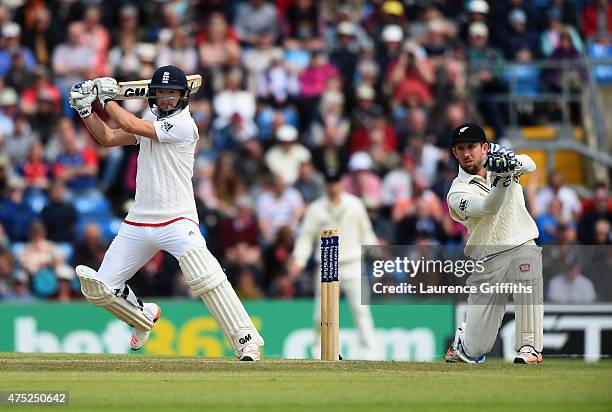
left=1, top=353, right=611, bottom=412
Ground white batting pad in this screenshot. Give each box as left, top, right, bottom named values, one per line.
left=76, top=265, right=153, bottom=331
left=513, top=247, right=544, bottom=352
left=179, top=249, right=264, bottom=355
left=179, top=248, right=226, bottom=295
left=515, top=301, right=544, bottom=352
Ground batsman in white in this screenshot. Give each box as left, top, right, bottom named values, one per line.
left=444, top=123, right=543, bottom=365
left=69, top=65, right=264, bottom=360
left=290, top=169, right=378, bottom=359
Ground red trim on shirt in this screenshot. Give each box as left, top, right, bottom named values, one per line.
left=124, top=216, right=199, bottom=227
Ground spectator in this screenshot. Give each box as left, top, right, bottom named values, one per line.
left=535, top=197, right=564, bottom=245
left=547, top=253, right=596, bottom=303
left=329, top=22, right=359, bottom=93
left=284, top=0, right=320, bottom=43
left=466, top=22, right=506, bottom=139
left=51, top=22, right=96, bottom=112
left=256, top=174, right=304, bottom=243
left=0, top=89, right=16, bottom=138
left=540, top=8, right=583, bottom=57
left=538, top=0, right=580, bottom=29
left=235, top=265, right=264, bottom=299
left=406, top=136, right=446, bottom=188
left=218, top=194, right=261, bottom=264
left=501, top=8, right=540, bottom=59
left=544, top=30, right=583, bottom=94
left=40, top=180, right=77, bottom=243
left=20, top=65, right=61, bottom=117
left=581, top=0, right=612, bottom=39
left=376, top=24, right=404, bottom=76
left=0, top=176, right=37, bottom=242
left=593, top=219, right=611, bottom=245
left=0, top=22, right=37, bottom=78
left=242, top=30, right=278, bottom=89
left=578, top=183, right=612, bottom=244
left=381, top=152, right=415, bottom=207
left=458, top=0, right=490, bottom=44
left=341, top=152, right=382, bottom=209
left=264, top=124, right=311, bottom=185
left=234, top=0, right=279, bottom=47
left=393, top=175, right=444, bottom=243
left=4, top=114, right=37, bottom=166
left=156, top=28, right=198, bottom=74
left=256, top=48, right=300, bottom=108
left=213, top=69, right=257, bottom=145
left=388, top=40, right=435, bottom=109
left=350, top=109, right=398, bottom=172
left=2, top=271, right=36, bottom=302
left=19, top=140, right=51, bottom=191
left=19, top=221, right=73, bottom=297
left=21, top=7, right=60, bottom=67
left=108, top=31, right=142, bottom=82
left=308, top=90, right=349, bottom=148
left=536, top=171, right=582, bottom=222
left=432, top=157, right=459, bottom=204
left=198, top=12, right=240, bottom=86
left=263, top=225, right=295, bottom=289
left=324, top=4, right=372, bottom=53
left=73, top=223, right=107, bottom=269
left=81, top=5, right=111, bottom=76
left=294, top=161, right=324, bottom=204
left=52, top=123, right=99, bottom=193
left=298, top=49, right=339, bottom=122
left=52, top=267, right=78, bottom=303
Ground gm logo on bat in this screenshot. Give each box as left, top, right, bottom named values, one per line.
left=123, top=87, right=147, bottom=97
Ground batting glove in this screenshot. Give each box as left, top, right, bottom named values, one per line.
left=94, top=77, right=120, bottom=108
left=69, top=81, right=97, bottom=118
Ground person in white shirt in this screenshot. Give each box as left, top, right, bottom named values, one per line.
left=264, top=124, right=311, bottom=185
left=290, top=169, right=378, bottom=359
left=547, top=255, right=596, bottom=303
left=444, top=123, right=544, bottom=365
left=68, top=65, right=263, bottom=361
left=536, top=171, right=582, bottom=221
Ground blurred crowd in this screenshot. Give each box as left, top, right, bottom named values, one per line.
left=0, top=0, right=610, bottom=303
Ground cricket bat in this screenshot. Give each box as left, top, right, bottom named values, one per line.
left=115, top=74, right=203, bottom=100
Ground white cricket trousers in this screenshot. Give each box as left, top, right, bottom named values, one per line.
left=97, top=218, right=206, bottom=294
left=311, top=259, right=377, bottom=360
left=462, top=242, right=544, bottom=358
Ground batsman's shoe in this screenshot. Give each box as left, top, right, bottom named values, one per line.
left=130, top=303, right=161, bottom=351
left=240, top=343, right=261, bottom=361
left=513, top=345, right=543, bottom=364
left=445, top=326, right=485, bottom=364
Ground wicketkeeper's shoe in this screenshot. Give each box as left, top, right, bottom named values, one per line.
left=445, top=325, right=486, bottom=364
left=240, top=343, right=261, bottom=361
left=130, top=303, right=161, bottom=351
left=513, top=345, right=543, bottom=364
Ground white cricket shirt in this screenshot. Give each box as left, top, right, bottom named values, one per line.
left=447, top=155, right=539, bottom=259
left=126, top=106, right=199, bottom=224
left=293, top=192, right=378, bottom=266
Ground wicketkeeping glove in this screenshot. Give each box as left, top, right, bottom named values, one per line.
left=485, top=144, right=517, bottom=176
left=94, top=77, right=120, bottom=108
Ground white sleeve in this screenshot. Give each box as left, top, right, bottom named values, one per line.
left=358, top=201, right=378, bottom=245
left=292, top=206, right=318, bottom=267
left=153, top=116, right=197, bottom=145
left=515, top=154, right=536, bottom=176
left=448, top=179, right=513, bottom=219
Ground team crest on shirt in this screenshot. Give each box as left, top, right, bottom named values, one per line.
left=459, top=199, right=468, bottom=211
left=519, top=263, right=530, bottom=273
left=162, top=121, right=173, bottom=132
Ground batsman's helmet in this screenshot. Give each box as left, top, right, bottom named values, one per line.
left=148, top=65, right=191, bottom=116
